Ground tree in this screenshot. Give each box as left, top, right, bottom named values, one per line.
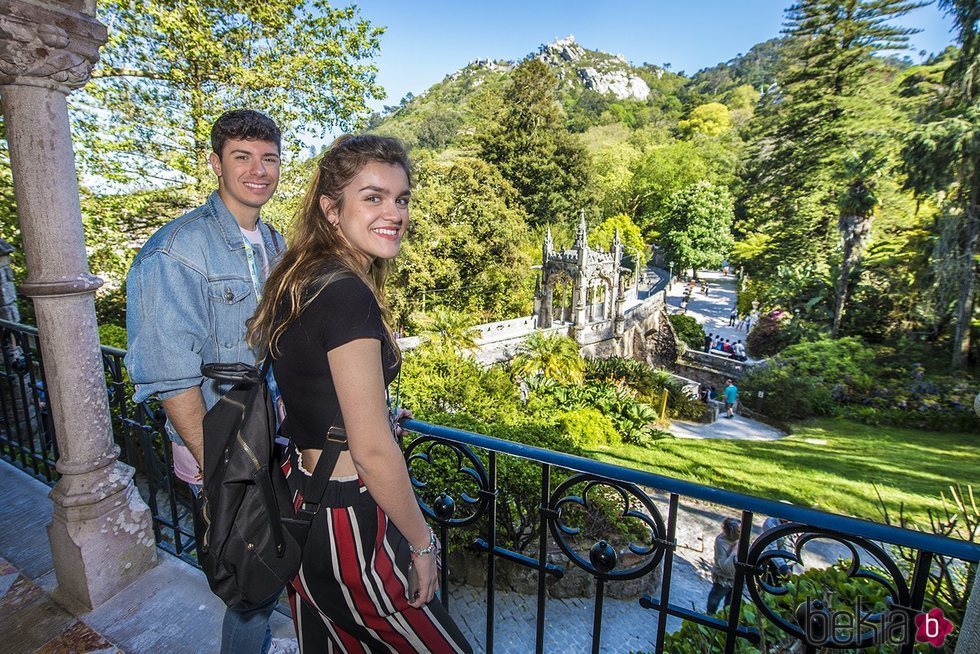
left=742, top=0, right=922, bottom=272
left=74, top=0, right=384, bottom=198
left=900, top=0, right=980, bottom=367
left=629, top=138, right=738, bottom=239
left=678, top=102, right=732, bottom=137
left=478, top=58, right=591, bottom=227
left=388, top=156, right=533, bottom=326
left=0, top=117, right=21, bottom=277
left=658, top=181, right=735, bottom=277
left=832, top=150, right=884, bottom=338
left=511, top=332, right=585, bottom=384
left=422, top=308, right=480, bottom=353
left=591, top=214, right=648, bottom=267
left=590, top=139, right=642, bottom=218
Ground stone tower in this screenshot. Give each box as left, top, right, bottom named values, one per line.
left=535, top=213, right=629, bottom=344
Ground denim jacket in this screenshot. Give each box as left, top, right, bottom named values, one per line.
left=125, top=192, right=284, bottom=444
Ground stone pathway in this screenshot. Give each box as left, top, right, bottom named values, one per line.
left=666, top=270, right=754, bottom=359
left=669, top=414, right=785, bottom=440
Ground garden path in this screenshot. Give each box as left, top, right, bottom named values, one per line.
left=668, top=414, right=785, bottom=440
left=666, top=269, right=754, bottom=359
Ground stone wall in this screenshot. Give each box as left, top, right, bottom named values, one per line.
left=673, top=348, right=751, bottom=391
left=579, top=295, right=673, bottom=365
left=680, top=349, right=748, bottom=377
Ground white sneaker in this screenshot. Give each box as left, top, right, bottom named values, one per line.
left=269, top=638, right=299, bottom=654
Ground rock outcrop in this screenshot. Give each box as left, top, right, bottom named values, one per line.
left=536, top=35, right=651, bottom=101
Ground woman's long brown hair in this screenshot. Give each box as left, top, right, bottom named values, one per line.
left=246, top=134, right=411, bottom=358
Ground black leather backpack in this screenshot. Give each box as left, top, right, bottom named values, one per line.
left=192, top=360, right=349, bottom=610
left=191, top=360, right=300, bottom=609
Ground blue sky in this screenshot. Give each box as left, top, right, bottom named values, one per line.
left=350, top=0, right=956, bottom=109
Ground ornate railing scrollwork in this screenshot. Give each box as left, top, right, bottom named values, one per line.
left=547, top=474, right=667, bottom=580
left=744, top=523, right=912, bottom=649
left=404, top=435, right=490, bottom=528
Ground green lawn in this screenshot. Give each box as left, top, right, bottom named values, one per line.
left=584, top=418, right=978, bottom=526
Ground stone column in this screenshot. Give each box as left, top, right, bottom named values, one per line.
left=571, top=277, right=587, bottom=342
left=535, top=278, right=553, bottom=329
left=614, top=275, right=626, bottom=336
left=957, top=574, right=980, bottom=653
left=0, top=0, right=156, bottom=610
left=959, top=392, right=980, bottom=653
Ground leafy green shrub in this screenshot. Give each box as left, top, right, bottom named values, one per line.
left=741, top=337, right=979, bottom=430
left=740, top=337, right=877, bottom=421
left=740, top=362, right=836, bottom=421
left=662, top=564, right=922, bottom=653
left=838, top=404, right=980, bottom=432
left=838, top=367, right=980, bottom=432
left=584, top=357, right=702, bottom=423
left=98, top=323, right=128, bottom=350
left=400, top=342, right=522, bottom=424
left=558, top=407, right=621, bottom=448
left=668, top=313, right=705, bottom=350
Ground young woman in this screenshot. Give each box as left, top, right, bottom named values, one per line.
left=248, top=135, right=470, bottom=653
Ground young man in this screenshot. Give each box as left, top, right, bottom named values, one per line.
left=125, top=110, right=294, bottom=654
left=723, top=378, right=739, bottom=419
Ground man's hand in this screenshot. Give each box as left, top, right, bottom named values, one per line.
left=161, top=388, right=207, bottom=468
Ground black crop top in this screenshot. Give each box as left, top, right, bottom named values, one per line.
left=272, top=274, right=400, bottom=449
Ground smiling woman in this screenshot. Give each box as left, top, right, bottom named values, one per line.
left=246, top=134, right=471, bottom=653
left=318, top=161, right=410, bottom=266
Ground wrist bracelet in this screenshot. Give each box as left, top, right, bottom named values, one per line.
left=409, top=525, right=436, bottom=557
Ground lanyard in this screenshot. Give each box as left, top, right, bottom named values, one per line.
left=241, top=235, right=264, bottom=302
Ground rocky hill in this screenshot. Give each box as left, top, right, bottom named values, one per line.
left=533, top=35, right=656, bottom=101
left=365, top=35, right=790, bottom=152
left=367, top=35, right=681, bottom=150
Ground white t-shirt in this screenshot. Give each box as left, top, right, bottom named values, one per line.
left=240, top=225, right=269, bottom=278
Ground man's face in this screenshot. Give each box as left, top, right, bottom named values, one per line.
left=209, top=138, right=281, bottom=215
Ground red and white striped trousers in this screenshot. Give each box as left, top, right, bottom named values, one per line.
left=284, top=455, right=471, bottom=653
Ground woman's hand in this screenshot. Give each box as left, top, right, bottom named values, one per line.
left=409, top=550, right=439, bottom=608
left=391, top=406, right=414, bottom=437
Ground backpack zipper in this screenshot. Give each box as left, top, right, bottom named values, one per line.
left=200, top=492, right=212, bottom=552
left=237, top=431, right=261, bottom=470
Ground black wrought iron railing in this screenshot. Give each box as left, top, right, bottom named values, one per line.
left=0, top=319, right=198, bottom=564
left=0, top=318, right=977, bottom=652
left=400, top=420, right=979, bottom=653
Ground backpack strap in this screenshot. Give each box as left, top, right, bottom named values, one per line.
left=292, top=417, right=347, bottom=523
left=285, top=268, right=357, bottom=522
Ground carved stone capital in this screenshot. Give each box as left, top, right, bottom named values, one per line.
left=0, top=0, right=107, bottom=91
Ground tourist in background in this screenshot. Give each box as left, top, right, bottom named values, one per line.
left=707, top=517, right=741, bottom=613
left=732, top=340, right=747, bottom=361
left=762, top=515, right=796, bottom=582
left=723, top=378, right=738, bottom=418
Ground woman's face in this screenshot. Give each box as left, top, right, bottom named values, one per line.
left=320, top=161, right=410, bottom=269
